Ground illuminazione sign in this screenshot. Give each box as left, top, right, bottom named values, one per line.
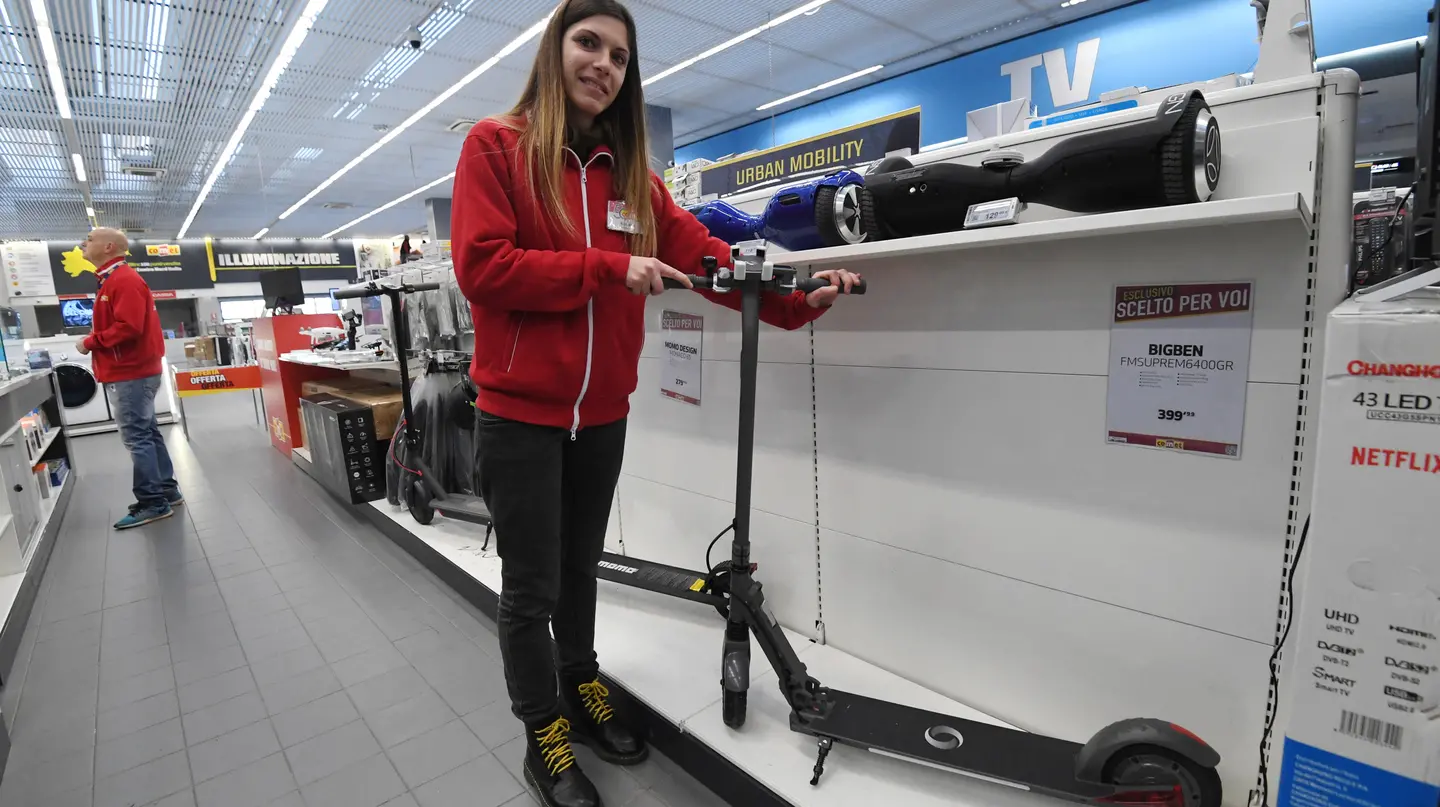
left=213, top=251, right=345, bottom=267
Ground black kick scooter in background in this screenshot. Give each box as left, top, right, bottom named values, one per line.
left=597, top=241, right=1223, bottom=806
left=332, top=281, right=493, bottom=528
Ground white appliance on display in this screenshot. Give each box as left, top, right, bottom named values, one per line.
left=25, top=336, right=176, bottom=432
left=27, top=337, right=111, bottom=427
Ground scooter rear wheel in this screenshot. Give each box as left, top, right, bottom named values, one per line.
left=1101, top=743, right=1222, bottom=807
left=408, top=479, right=435, bottom=526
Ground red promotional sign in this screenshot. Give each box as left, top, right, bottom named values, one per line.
left=174, top=365, right=263, bottom=398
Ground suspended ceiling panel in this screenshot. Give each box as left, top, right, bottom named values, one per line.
left=0, top=0, right=1132, bottom=242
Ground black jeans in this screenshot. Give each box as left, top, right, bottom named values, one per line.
left=476, top=410, right=627, bottom=728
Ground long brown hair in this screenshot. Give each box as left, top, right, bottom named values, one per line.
left=501, top=0, right=657, bottom=257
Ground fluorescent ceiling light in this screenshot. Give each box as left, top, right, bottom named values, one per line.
left=176, top=0, right=331, bottom=238
left=279, top=11, right=553, bottom=222
left=28, top=0, right=71, bottom=118
left=756, top=65, right=882, bottom=111
left=644, top=0, right=834, bottom=87
left=71, top=153, right=86, bottom=182
left=253, top=227, right=269, bottom=239
left=1060, top=0, right=1088, bottom=6
left=322, top=172, right=454, bottom=238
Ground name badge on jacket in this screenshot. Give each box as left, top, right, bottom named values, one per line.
left=607, top=200, right=641, bottom=234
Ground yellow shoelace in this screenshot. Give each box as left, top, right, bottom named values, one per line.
left=578, top=680, right=616, bottom=724
left=535, top=717, right=577, bottom=775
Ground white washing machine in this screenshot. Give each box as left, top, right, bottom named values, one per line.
left=25, top=335, right=176, bottom=430
left=27, top=337, right=111, bottom=427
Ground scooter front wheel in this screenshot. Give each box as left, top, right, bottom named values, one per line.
left=723, top=689, right=747, bottom=729
left=408, top=478, right=435, bottom=526
left=1101, top=744, right=1222, bottom=807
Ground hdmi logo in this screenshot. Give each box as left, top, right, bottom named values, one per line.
left=598, top=560, right=639, bottom=575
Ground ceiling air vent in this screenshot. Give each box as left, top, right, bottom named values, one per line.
left=121, top=165, right=167, bottom=178
left=447, top=119, right=479, bottom=133
left=322, top=202, right=354, bottom=209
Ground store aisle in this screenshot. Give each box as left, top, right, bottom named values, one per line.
left=0, top=397, right=727, bottom=807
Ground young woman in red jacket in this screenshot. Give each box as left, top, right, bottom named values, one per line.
left=451, top=2, right=859, bottom=804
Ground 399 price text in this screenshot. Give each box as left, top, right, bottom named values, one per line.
left=1158, top=409, right=1196, bottom=422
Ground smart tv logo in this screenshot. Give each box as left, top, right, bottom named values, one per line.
left=1000, top=38, right=1101, bottom=110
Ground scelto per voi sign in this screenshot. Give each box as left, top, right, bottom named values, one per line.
left=214, top=251, right=344, bottom=268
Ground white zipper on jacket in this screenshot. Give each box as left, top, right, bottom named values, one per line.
left=568, top=147, right=609, bottom=441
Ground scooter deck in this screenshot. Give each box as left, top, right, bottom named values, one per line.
left=596, top=552, right=726, bottom=608
left=433, top=493, right=492, bottom=526
left=800, top=688, right=1110, bottom=801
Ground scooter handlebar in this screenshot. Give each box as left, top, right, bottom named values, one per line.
left=660, top=275, right=866, bottom=294
left=332, top=282, right=442, bottom=299
left=795, top=276, right=866, bottom=295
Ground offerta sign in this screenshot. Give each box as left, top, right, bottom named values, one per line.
left=174, top=365, right=263, bottom=397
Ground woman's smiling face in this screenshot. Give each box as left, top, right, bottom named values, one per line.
left=561, top=14, right=630, bottom=125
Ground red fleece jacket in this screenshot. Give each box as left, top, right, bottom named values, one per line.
left=83, top=259, right=165, bottom=383
left=451, top=117, right=824, bottom=433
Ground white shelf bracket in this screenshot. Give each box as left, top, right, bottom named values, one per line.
left=1252, top=0, right=1316, bottom=83
left=1354, top=264, right=1440, bottom=303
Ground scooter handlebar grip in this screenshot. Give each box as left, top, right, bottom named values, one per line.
left=330, top=287, right=372, bottom=300
left=663, top=275, right=712, bottom=290
left=406, top=282, right=443, bottom=292
left=795, top=277, right=866, bottom=295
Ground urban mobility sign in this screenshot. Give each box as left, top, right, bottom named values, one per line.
left=699, top=107, right=921, bottom=197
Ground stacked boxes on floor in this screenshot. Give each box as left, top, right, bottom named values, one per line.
left=1278, top=293, right=1440, bottom=807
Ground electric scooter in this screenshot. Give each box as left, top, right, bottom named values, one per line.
left=332, top=281, right=492, bottom=528
left=596, top=241, right=1223, bottom=806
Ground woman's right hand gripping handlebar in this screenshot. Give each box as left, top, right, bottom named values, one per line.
left=624, top=256, right=694, bottom=296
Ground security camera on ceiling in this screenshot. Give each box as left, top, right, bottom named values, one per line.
left=404, top=26, right=422, bottom=50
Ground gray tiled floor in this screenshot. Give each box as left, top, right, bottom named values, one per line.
left=0, top=395, right=729, bottom=807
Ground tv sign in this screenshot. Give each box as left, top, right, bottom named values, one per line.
left=1001, top=38, right=1101, bottom=110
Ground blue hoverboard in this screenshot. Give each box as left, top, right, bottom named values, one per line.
left=687, top=169, right=869, bottom=251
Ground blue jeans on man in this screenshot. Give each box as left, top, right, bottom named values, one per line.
left=107, top=374, right=182, bottom=529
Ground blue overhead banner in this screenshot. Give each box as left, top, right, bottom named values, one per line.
left=676, top=0, right=1431, bottom=164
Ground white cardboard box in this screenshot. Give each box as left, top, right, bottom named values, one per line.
left=1278, top=291, right=1440, bottom=807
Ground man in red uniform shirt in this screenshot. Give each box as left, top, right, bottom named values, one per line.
left=76, top=228, right=182, bottom=529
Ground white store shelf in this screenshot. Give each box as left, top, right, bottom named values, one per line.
left=782, top=193, right=1312, bottom=269
left=366, top=500, right=1055, bottom=807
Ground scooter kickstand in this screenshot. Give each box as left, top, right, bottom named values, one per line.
left=809, top=737, right=833, bottom=786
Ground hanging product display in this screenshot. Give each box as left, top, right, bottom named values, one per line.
left=861, top=90, right=1222, bottom=240
left=334, top=281, right=491, bottom=529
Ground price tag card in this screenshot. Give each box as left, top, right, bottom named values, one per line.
left=964, top=197, right=1024, bottom=229
left=660, top=310, right=702, bottom=406
left=1105, top=281, right=1255, bottom=459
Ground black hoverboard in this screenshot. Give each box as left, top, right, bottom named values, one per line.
left=597, top=242, right=1222, bottom=806
left=859, top=89, right=1222, bottom=240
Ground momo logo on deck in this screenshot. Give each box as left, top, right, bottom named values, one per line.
left=598, top=560, right=639, bottom=575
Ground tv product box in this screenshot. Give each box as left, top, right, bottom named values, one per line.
left=1277, top=293, right=1440, bottom=807
left=299, top=393, right=384, bottom=505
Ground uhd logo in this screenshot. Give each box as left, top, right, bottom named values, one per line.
left=598, top=560, right=639, bottom=575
